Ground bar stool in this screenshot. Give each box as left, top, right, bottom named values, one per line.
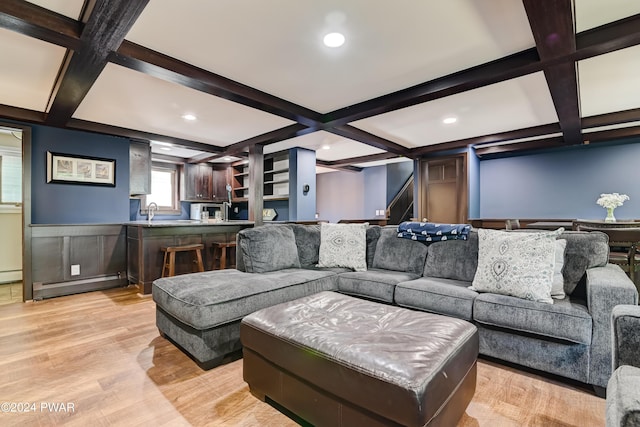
left=211, top=242, right=237, bottom=270
left=161, top=243, right=205, bottom=277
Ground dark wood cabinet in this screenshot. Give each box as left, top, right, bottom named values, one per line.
left=184, top=163, right=230, bottom=201
left=230, top=151, right=290, bottom=202
left=184, top=163, right=213, bottom=201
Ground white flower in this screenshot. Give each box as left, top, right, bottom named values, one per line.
left=596, top=193, right=630, bottom=209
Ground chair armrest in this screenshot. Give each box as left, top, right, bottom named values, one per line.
left=612, top=305, right=640, bottom=370
left=586, top=264, right=639, bottom=387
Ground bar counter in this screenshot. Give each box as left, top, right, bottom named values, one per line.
left=126, top=220, right=254, bottom=294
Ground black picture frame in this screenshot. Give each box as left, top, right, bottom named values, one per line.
left=46, top=151, right=116, bottom=187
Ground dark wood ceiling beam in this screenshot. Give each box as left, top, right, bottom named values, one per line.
left=523, top=0, right=581, bottom=145
left=187, top=124, right=315, bottom=163
left=583, top=125, right=640, bottom=143
left=326, top=125, right=411, bottom=157
left=576, top=13, right=640, bottom=59
left=67, top=118, right=223, bottom=153
left=582, top=107, right=640, bottom=128
left=0, top=0, right=81, bottom=49
left=46, top=0, right=149, bottom=126
left=320, top=152, right=402, bottom=167
left=474, top=136, right=565, bottom=157
left=0, top=104, right=46, bottom=124
left=323, top=48, right=541, bottom=127
left=113, top=41, right=323, bottom=128
left=316, top=160, right=363, bottom=173
left=410, top=122, right=563, bottom=157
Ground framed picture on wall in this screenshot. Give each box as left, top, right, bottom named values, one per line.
left=46, top=152, right=116, bottom=187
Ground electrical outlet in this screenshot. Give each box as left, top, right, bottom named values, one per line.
left=71, top=264, right=80, bottom=276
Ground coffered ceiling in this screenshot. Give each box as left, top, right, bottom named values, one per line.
left=1, top=0, right=639, bottom=170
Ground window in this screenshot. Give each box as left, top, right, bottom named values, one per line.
left=0, top=151, right=22, bottom=204
left=142, top=163, right=180, bottom=214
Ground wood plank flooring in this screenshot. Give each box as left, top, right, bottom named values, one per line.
left=0, top=286, right=605, bottom=426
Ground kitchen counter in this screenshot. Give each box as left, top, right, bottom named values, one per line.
left=126, top=220, right=253, bottom=294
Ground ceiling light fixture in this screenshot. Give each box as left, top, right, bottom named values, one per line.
left=223, top=157, right=231, bottom=161
left=443, top=117, right=457, bottom=124
left=160, top=147, right=171, bottom=151
left=323, top=32, right=345, bottom=48
left=182, top=113, right=197, bottom=121
left=321, top=144, right=331, bottom=150
left=153, top=141, right=173, bottom=147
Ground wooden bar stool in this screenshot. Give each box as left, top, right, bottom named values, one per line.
left=161, top=243, right=205, bottom=277
left=211, top=242, right=237, bottom=270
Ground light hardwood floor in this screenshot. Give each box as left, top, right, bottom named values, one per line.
left=0, top=286, right=605, bottom=426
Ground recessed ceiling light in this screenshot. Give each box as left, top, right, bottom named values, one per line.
left=321, top=144, right=331, bottom=150
left=323, top=32, right=345, bottom=48
left=182, top=113, right=197, bottom=121
left=160, top=147, right=171, bottom=151
left=223, top=157, right=231, bottom=161
left=443, top=117, right=457, bottom=124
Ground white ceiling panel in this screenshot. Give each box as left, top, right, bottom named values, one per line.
left=0, top=28, right=66, bottom=112
left=73, top=63, right=294, bottom=146
left=126, top=0, right=534, bottom=113
left=351, top=72, right=558, bottom=148
left=578, top=45, right=640, bottom=118
left=575, top=0, right=640, bottom=32
left=264, top=131, right=385, bottom=161
left=25, top=0, right=84, bottom=20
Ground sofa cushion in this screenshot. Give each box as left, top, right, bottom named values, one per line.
left=338, top=269, right=420, bottom=303
left=153, top=268, right=339, bottom=330
left=366, top=225, right=382, bottom=268
left=552, top=239, right=567, bottom=299
left=238, top=225, right=300, bottom=273
left=318, top=223, right=368, bottom=271
left=471, top=228, right=564, bottom=304
left=371, top=227, right=429, bottom=275
left=288, top=224, right=321, bottom=267
left=559, top=231, right=609, bottom=295
left=473, top=293, right=592, bottom=345
left=394, top=277, right=478, bottom=321
left=423, top=230, right=479, bottom=281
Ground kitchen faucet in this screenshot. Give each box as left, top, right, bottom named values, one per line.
left=147, top=202, right=158, bottom=224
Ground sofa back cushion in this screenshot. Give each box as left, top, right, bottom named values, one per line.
left=371, top=226, right=429, bottom=275
left=288, top=224, right=321, bottom=268
left=423, top=230, right=479, bottom=282
left=366, top=225, right=382, bottom=268
left=560, top=230, right=609, bottom=294
left=237, top=225, right=301, bottom=273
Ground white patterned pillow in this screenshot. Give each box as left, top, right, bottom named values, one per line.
left=318, top=223, right=367, bottom=271
left=470, top=228, right=565, bottom=304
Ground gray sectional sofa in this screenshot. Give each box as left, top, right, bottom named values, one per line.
left=152, top=223, right=639, bottom=390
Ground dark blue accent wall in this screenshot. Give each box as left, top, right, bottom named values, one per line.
left=479, top=139, right=640, bottom=219
left=467, top=147, right=480, bottom=218
left=31, top=124, right=130, bottom=224
left=288, top=147, right=316, bottom=221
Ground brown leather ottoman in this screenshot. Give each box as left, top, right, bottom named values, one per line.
left=240, top=291, right=478, bottom=427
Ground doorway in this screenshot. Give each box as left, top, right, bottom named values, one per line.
left=0, top=126, right=23, bottom=304
left=418, top=154, right=468, bottom=224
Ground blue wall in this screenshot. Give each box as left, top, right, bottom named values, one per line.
left=479, top=139, right=640, bottom=219
left=31, top=124, right=130, bottom=224
left=289, top=147, right=316, bottom=221
left=364, top=165, right=386, bottom=218
left=467, top=147, right=480, bottom=218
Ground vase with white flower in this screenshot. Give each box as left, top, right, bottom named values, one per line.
left=596, top=193, right=630, bottom=222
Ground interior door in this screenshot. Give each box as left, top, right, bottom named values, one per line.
left=419, top=155, right=467, bottom=224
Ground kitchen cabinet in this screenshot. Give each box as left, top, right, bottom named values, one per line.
left=129, top=140, right=151, bottom=195
left=184, top=163, right=230, bottom=201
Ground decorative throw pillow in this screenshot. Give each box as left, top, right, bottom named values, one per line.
left=552, top=239, right=567, bottom=299
left=318, top=223, right=367, bottom=271
left=470, top=228, right=564, bottom=304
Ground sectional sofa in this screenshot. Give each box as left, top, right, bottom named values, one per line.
left=152, top=223, right=639, bottom=390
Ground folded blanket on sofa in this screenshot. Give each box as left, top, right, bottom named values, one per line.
left=397, top=222, right=471, bottom=242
